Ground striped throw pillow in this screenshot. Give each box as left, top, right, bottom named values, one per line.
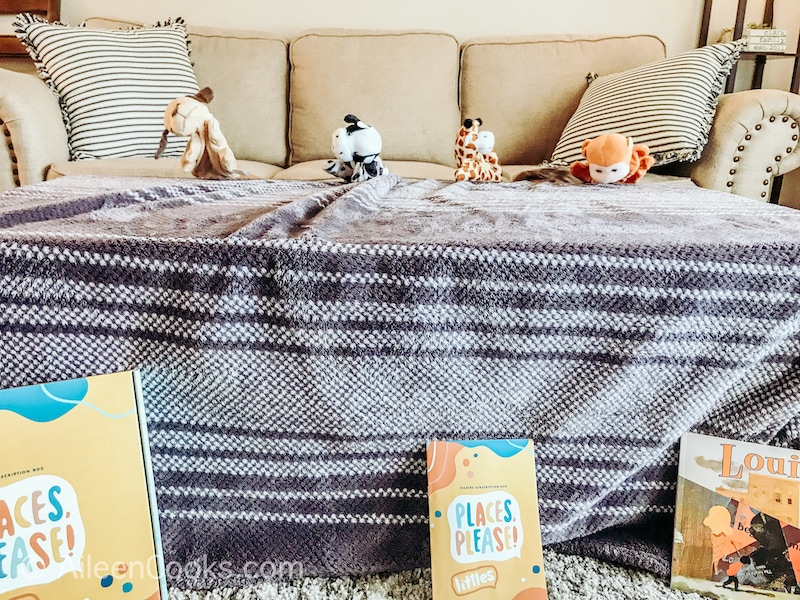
left=551, top=41, right=744, bottom=166
left=14, top=14, right=199, bottom=161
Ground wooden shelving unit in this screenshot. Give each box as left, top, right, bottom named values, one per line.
left=0, top=0, right=60, bottom=57
left=699, top=0, right=800, bottom=94
left=700, top=0, right=799, bottom=203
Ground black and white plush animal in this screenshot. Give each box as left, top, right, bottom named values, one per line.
left=323, top=114, right=389, bottom=183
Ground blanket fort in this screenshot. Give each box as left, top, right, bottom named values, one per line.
left=0, top=174, right=799, bottom=588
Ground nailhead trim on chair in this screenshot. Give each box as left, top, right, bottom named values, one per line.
left=1, top=120, right=20, bottom=187
left=726, top=115, right=800, bottom=199
left=728, top=132, right=752, bottom=187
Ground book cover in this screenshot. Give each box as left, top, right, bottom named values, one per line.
left=671, top=431, right=800, bottom=599
left=427, top=439, right=547, bottom=599
left=745, top=35, right=787, bottom=44
left=0, top=370, right=167, bottom=599
left=744, top=43, right=787, bottom=52
left=745, top=28, right=788, bottom=37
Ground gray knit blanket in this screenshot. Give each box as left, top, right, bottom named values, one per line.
left=1, top=174, right=799, bottom=589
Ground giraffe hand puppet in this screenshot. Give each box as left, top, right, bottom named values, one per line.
left=454, top=117, right=502, bottom=182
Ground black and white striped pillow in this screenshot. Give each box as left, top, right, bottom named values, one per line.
left=14, top=14, right=199, bottom=161
left=551, top=41, right=744, bottom=166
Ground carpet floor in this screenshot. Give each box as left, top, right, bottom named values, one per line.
left=168, top=549, right=705, bottom=599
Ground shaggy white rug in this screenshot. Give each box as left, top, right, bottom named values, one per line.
left=169, top=549, right=705, bottom=600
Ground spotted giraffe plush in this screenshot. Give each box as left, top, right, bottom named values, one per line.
left=454, top=118, right=502, bottom=182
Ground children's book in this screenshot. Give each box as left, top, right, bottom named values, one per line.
left=672, top=431, right=800, bottom=599
left=0, top=370, right=167, bottom=599
left=427, top=438, right=547, bottom=599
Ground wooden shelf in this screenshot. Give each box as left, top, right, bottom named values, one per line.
left=700, top=0, right=800, bottom=94
left=743, top=51, right=798, bottom=89
left=700, top=0, right=799, bottom=204
left=0, top=0, right=60, bottom=57
left=741, top=50, right=796, bottom=56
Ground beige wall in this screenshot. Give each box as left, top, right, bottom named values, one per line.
left=62, top=0, right=708, bottom=54
left=57, top=0, right=798, bottom=87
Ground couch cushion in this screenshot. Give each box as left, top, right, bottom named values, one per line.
left=14, top=14, right=199, bottom=161
left=186, top=26, right=289, bottom=167
left=47, top=158, right=284, bottom=180
left=274, top=159, right=456, bottom=181
left=551, top=41, right=744, bottom=166
left=460, top=35, right=667, bottom=166
left=83, top=18, right=290, bottom=169
left=289, top=29, right=460, bottom=167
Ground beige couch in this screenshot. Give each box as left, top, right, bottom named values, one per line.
left=1, top=18, right=799, bottom=201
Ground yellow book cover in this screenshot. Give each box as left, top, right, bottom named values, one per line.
left=671, top=431, right=800, bottom=599
left=427, top=438, right=547, bottom=599
left=0, top=370, right=166, bottom=599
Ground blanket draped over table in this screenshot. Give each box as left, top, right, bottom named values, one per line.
left=1, top=174, right=800, bottom=589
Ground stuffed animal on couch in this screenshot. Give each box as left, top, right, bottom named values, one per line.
left=155, top=87, right=239, bottom=179
left=569, top=132, right=654, bottom=184
left=324, top=114, right=389, bottom=183
left=454, top=118, right=502, bottom=182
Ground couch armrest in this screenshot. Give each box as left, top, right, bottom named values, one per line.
left=690, top=89, right=800, bottom=201
left=0, top=67, right=69, bottom=191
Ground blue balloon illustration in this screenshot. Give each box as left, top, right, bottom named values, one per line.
left=457, top=439, right=529, bottom=458
left=0, top=378, right=89, bottom=422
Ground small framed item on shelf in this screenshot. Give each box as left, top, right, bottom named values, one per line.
left=744, top=25, right=787, bottom=53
